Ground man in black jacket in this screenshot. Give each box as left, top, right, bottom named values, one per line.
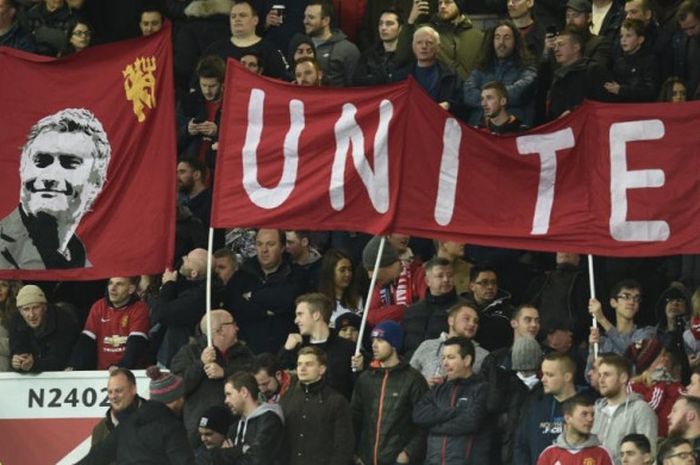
left=413, top=336, right=490, bottom=465
left=214, top=371, right=285, bottom=465
left=280, top=346, right=354, bottom=465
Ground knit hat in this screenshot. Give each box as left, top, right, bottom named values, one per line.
left=336, top=312, right=362, bottom=331
left=454, top=0, right=467, bottom=13
left=199, top=405, right=233, bottom=435
left=566, top=0, right=591, bottom=12
left=511, top=336, right=543, bottom=371
left=370, top=320, right=404, bottom=351
left=16, top=285, right=47, bottom=308
left=146, top=366, right=185, bottom=403
left=362, top=236, right=400, bottom=270
left=625, top=338, right=663, bottom=374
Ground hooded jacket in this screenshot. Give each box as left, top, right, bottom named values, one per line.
left=402, top=289, right=459, bottom=357
left=514, top=391, right=568, bottom=465
left=462, top=289, right=514, bottom=351
left=313, top=30, right=361, bottom=87
left=591, top=392, right=658, bottom=464
left=213, top=402, right=285, bottom=465
left=536, top=432, right=614, bottom=465
left=410, top=332, right=489, bottom=378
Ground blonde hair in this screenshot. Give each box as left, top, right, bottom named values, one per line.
left=692, top=287, right=700, bottom=317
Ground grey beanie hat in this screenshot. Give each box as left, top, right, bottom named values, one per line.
left=362, top=236, right=400, bottom=270
left=511, top=336, right=543, bottom=371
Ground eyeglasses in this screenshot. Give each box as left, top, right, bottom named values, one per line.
left=72, top=30, right=91, bottom=37
left=474, top=280, right=497, bottom=287
left=666, top=451, right=695, bottom=460
left=616, top=293, right=642, bottom=303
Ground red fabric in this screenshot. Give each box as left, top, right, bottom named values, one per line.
left=366, top=261, right=426, bottom=326
left=213, top=60, right=700, bottom=257
left=332, top=0, right=366, bottom=43
left=83, top=298, right=150, bottom=369
left=536, top=443, right=615, bottom=465
left=0, top=25, right=176, bottom=280
left=629, top=380, right=684, bottom=437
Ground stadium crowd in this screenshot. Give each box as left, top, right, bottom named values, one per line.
left=2, top=0, right=700, bottom=464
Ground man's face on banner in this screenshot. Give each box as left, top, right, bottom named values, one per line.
left=20, top=130, right=97, bottom=221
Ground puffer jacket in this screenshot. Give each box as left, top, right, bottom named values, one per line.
left=351, top=361, right=429, bottom=465
left=413, top=374, right=490, bottom=465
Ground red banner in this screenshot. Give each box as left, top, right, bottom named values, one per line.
left=0, top=26, right=176, bottom=279
left=213, top=60, right=700, bottom=257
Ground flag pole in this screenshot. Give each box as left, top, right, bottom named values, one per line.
left=355, top=236, right=387, bottom=358
left=587, top=254, right=598, bottom=359
left=206, top=227, right=214, bottom=347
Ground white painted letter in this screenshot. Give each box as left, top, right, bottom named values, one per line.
left=434, top=118, right=462, bottom=226
left=329, top=100, right=392, bottom=213
left=242, top=89, right=304, bottom=209
left=516, top=128, right=575, bottom=234
left=609, top=120, right=668, bottom=241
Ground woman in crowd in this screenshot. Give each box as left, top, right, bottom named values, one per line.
left=658, top=76, right=688, bottom=102
left=0, top=280, right=21, bottom=372
left=317, top=249, right=362, bottom=327
left=62, top=18, right=93, bottom=55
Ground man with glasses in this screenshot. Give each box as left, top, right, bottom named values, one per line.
left=462, top=264, right=515, bottom=351
left=171, top=309, right=253, bottom=446
left=658, top=436, right=697, bottom=465
left=668, top=395, right=700, bottom=459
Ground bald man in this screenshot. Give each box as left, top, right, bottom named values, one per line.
left=171, top=309, right=254, bottom=446
left=151, top=248, right=212, bottom=367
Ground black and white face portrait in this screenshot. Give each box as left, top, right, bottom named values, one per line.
left=19, top=108, right=111, bottom=224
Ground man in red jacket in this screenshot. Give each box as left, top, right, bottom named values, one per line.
left=537, top=394, right=615, bottom=465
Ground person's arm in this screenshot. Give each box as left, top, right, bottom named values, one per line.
left=170, top=343, right=206, bottom=394
left=76, top=422, right=119, bottom=465
left=218, top=413, right=285, bottom=465
left=505, top=65, right=538, bottom=106
left=68, top=333, right=97, bottom=370
left=33, top=312, right=79, bottom=372
left=401, top=374, right=430, bottom=461
left=412, top=387, right=452, bottom=427
left=150, top=283, right=205, bottom=328
left=117, top=304, right=150, bottom=368
left=426, top=383, right=488, bottom=435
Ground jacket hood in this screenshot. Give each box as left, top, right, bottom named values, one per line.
left=655, top=284, right=691, bottom=323
left=133, top=400, right=177, bottom=427
left=595, top=391, right=645, bottom=413
left=554, top=431, right=602, bottom=450
left=288, top=33, right=315, bottom=62
left=325, top=30, right=349, bottom=44
left=246, top=401, right=284, bottom=422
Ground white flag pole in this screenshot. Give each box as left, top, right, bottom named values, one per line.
left=206, top=227, right=214, bottom=347
left=587, top=254, right=598, bottom=359
left=355, top=236, right=387, bottom=357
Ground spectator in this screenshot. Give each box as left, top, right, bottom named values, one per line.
left=411, top=300, right=489, bottom=382
left=78, top=366, right=193, bottom=465
left=231, top=228, right=308, bottom=354
left=397, top=0, right=484, bottom=80
left=536, top=394, right=615, bottom=465
left=203, top=1, right=287, bottom=80
left=508, top=0, right=546, bottom=58
left=251, top=352, right=293, bottom=402
left=683, top=288, right=700, bottom=367
left=285, top=230, right=322, bottom=271
left=68, top=277, right=149, bottom=370
left=658, top=76, right=688, bottom=101
left=10, top=284, right=79, bottom=372
left=175, top=204, right=208, bottom=266
left=603, top=18, right=659, bottom=101
left=194, top=405, right=233, bottom=465
left=336, top=312, right=362, bottom=343
left=213, top=247, right=238, bottom=309
left=317, top=248, right=362, bottom=327
left=403, top=257, right=459, bottom=357
left=592, top=354, right=658, bottom=463
left=280, top=346, right=354, bottom=465
left=413, top=336, right=490, bottom=465
left=655, top=284, right=691, bottom=366
left=562, top=0, right=613, bottom=68
left=294, top=56, right=324, bottom=86
left=257, top=1, right=308, bottom=54
left=60, top=17, right=91, bottom=55
left=515, top=352, right=579, bottom=465
left=591, top=0, right=624, bottom=42
left=0, top=0, right=35, bottom=52
left=481, top=304, right=542, bottom=373
left=150, top=248, right=209, bottom=367
left=463, top=20, right=538, bottom=126
left=138, top=6, right=163, bottom=37
left=303, top=0, right=361, bottom=86
left=462, top=264, right=515, bottom=351
left=90, top=368, right=144, bottom=448
left=171, top=310, right=253, bottom=446
left=656, top=436, right=697, bottom=465
left=619, top=433, right=653, bottom=465
left=626, top=338, right=684, bottom=438
left=176, top=158, right=212, bottom=228
left=354, top=8, right=404, bottom=85
left=351, top=321, right=429, bottom=465
left=479, top=81, right=530, bottom=133
left=240, top=51, right=264, bottom=73
left=23, top=0, right=74, bottom=56
left=357, top=0, right=437, bottom=52
left=664, top=0, right=700, bottom=100
left=287, top=33, right=316, bottom=75
left=279, top=293, right=356, bottom=398
left=0, top=280, right=20, bottom=372
left=667, top=395, right=700, bottom=457
left=213, top=371, right=285, bottom=465
left=434, top=240, right=471, bottom=294
left=362, top=235, right=426, bottom=326
left=177, top=56, right=226, bottom=171
left=546, top=27, right=612, bottom=120
left=393, top=25, right=462, bottom=112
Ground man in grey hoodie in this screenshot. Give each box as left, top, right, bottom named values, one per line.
left=303, top=1, right=360, bottom=86
left=592, top=354, right=657, bottom=465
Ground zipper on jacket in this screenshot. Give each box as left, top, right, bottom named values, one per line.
left=373, top=370, right=390, bottom=465
left=441, top=383, right=459, bottom=465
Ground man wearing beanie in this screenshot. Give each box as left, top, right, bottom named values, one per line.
left=352, top=320, right=429, bottom=465
left=362, top=235, right=426, bottom=326
left=10, top=284, right=79, bottom=372
left=395, top=0, right=483, bottom=80
left=78, top=366, right=194, bottom=465
left=194, top=405, right=233, bottom=464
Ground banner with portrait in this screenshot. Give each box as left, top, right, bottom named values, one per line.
left=0, top=25, right=176, bottom=280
